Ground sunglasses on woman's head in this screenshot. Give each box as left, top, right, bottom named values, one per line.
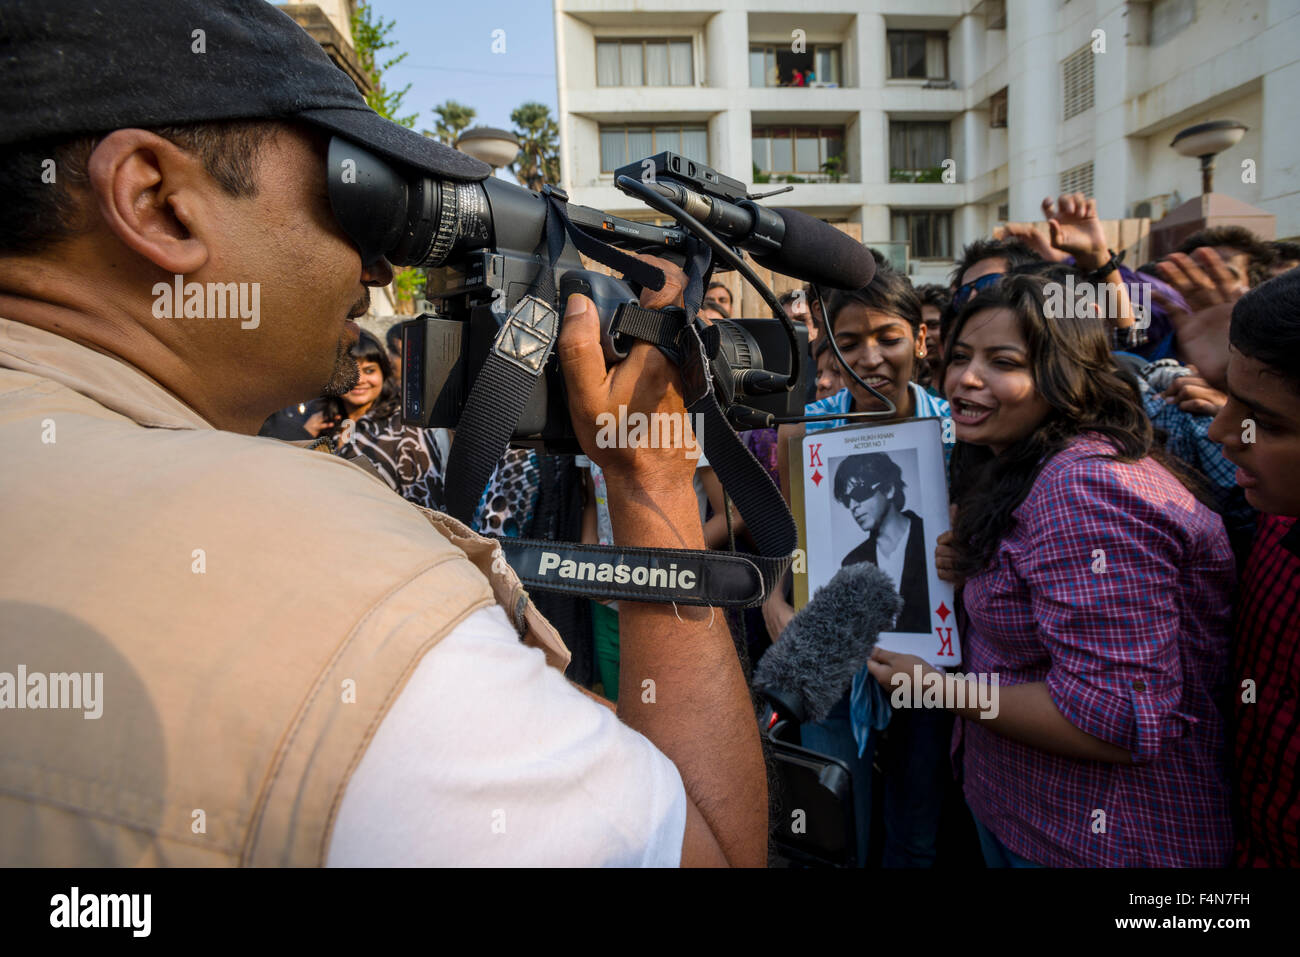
left=953, top=272, right=1004, bottom=309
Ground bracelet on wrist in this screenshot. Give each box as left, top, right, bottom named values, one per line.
left=1084, top=249, right=1125, bottom=283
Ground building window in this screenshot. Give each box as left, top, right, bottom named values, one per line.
left=889, top=122, right=950, bottom=183
left=990, top=87, right=1008, bottom=128
left=891, top=210, right=952, bottom=259
left=887, top=31, right=948, bottom=80
left=748, top=44, right=842, bottom=87
left=599, top=124, right=707, bottom=172
left=1059, top=161, right=1094, bottom=197
left=752, top=125, right=847, bottom=182
left=1061, top=46, right=1094, bottom=119
left=596, top=39, right=693, bottom=86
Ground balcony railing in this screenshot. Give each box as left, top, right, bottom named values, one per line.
left=752, top=170, right=848, bottom=185
left=757, top=79, right=844, bottom=89
left=890, top=166, right=946, bottom=184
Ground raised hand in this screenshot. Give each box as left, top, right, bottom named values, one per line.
left=995, top=222, right=1068, bottom=263
left=1156, top=247, right=1247, bottom=312
left=1042, top=193, right=1109, bottom=270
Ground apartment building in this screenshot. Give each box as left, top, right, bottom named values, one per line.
left=553, top=0, right=1300, bottom=280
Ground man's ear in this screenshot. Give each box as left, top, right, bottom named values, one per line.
left=86, top=129, right=210, bottom=275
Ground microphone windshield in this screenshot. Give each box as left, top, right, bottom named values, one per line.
left=754, top=562, right=903, bottom=726
left=752, top=208, right=876, bottom=290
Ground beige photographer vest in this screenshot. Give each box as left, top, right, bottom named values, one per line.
left=0, top=318, right=569, bottom=866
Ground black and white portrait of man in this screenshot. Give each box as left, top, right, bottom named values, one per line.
left=831, top=451, right=930, bottom=634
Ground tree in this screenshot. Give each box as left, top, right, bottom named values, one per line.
left=351, top=3, right=417, bottom=129
left=429, top=100, right=477, bottom=146
left=508, top=102, right=560, bottom=192
left=350, top=2, right=421, bottom=310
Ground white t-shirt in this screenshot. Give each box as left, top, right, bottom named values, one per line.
left=326, top=605, right=688, bottom=866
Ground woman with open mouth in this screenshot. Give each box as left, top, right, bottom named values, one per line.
left=869, top=273, right=1235, bottom=867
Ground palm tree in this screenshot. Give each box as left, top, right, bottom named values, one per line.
left=508, top=102, right=560, bottom=192
left=428, top=100, right=477, bottom=146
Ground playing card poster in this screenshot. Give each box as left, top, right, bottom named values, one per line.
left=791, top=417, right=961, bottom=667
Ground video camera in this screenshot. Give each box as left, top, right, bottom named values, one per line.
left=326, top=138, right=878, bottom=451
left=325, top=136, right=877, bottom=608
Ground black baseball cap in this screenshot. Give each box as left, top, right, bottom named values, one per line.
left=0, top=0, right=491, bottom=182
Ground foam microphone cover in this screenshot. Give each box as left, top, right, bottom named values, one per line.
left=752, top=208, right=876, bottom=290
left=754, top=562, right=904, bottom=726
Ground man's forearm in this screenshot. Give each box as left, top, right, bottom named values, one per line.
left=606, top=478, right=767, bottom=867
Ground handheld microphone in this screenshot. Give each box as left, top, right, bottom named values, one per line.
left=753, top=562, right=903, bottom=726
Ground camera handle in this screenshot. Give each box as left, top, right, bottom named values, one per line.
left=444, top=192, right=796, bottom=608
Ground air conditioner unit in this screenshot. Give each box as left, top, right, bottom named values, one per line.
left=1131, top=193, right=1173, bottom=220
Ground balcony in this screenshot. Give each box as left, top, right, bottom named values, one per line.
left=889, top=120, right=951, bottom=184
left=749, top=43, right=844, bottom=89
left=747, top=11, right=855, bottom=89
left=752, top=125, right=852, bottom=186
left=752, top=169, right=846, bottom=185
left=890, top=166, right=946, bottom=184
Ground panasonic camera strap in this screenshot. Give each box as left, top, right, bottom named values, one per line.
left=444, top=191, right=796, bottom=608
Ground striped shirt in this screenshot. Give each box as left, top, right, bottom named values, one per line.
left=958, top=436, right=1235, bottom=866
left=1233, top=514, right=1300, bottom=867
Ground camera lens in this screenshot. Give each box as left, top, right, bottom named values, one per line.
left=392, top=178, right=494, bottom=268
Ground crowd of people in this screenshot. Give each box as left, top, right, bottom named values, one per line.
left=260, top=196, right=1300, bottom=869
left=5, top=0, right=1297, bottom=870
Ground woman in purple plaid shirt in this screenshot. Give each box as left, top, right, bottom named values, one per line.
left=868, top=274, right=1235, bottom=867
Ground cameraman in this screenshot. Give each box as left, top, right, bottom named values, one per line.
left=0, top=0, right=764, bottom=867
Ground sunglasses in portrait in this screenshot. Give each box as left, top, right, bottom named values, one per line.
left=842, top=479, right=890, bottom=504
left=952, top=272, right=1004, bottom=309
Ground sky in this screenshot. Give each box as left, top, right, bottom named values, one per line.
left=371, top=0, right=558, bottom=143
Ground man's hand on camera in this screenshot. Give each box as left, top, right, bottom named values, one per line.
left=558, top=252, right=695, bottom=496
left=555, top=255, right=768, bottom=867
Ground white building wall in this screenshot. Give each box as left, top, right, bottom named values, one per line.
left=554, top=0, right=1300, bottom=282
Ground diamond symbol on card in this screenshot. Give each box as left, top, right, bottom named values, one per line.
left=935, top=601, right=950, bottom=622
left=811, top=469, right=823, bottom=486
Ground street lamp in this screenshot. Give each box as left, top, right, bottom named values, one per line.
left=1171, top=119, right=1247, bottom=195
left=455, top=126, right=519, bottom=171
